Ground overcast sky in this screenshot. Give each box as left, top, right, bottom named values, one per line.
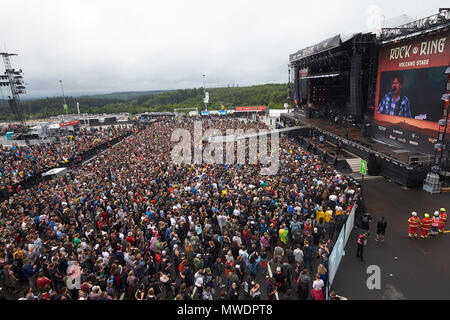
left=0, top=0, right=446, bottom=98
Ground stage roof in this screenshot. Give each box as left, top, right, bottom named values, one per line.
left=289, top=33, right=365, bottom=64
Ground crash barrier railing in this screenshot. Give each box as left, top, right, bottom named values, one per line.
left=326, top=204, right=357, bottom=299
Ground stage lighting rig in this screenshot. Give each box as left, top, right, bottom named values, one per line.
left=0, top=52, right=26, bottom=125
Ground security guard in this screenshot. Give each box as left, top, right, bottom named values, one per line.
left=356, top=232, right=368, bottom=262
left=439, top=208, right=447, bottom=234
left=430, top=211, right=440, bottom=236
left=420, top=214, right=432, bottom=239
left=408, top=212, right=420, bottom=239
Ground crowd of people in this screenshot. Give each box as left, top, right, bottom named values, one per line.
left=0, top=125, right=133, bottom=192
left=0, top=117, right=361, bottom=300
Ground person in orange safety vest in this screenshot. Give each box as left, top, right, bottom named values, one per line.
left=408, top=212, right=420, bottom=239
left=439, top=208, right=447, bottom=234
left=420, top=213, right=432, bottom=239
left=430, top=211, right=440, bottom=236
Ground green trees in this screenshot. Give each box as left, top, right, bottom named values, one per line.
left=0, top=83, right=288, bottom=120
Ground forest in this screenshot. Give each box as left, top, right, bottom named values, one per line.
left=0, top=83, right=289, bottom=120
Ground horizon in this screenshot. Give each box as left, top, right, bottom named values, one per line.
left=0, top=0, right=443, bottom=97
left=19, top=82, right=287, bottom=100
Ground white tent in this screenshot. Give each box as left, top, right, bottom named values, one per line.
left=48, top=123, right=60, bottom=129
left=42, top=167, right=68, bottom=178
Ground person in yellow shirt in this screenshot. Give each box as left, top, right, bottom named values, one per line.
left=13, top=249, right=23, bottom=260
left=324, top=207, right=333, bottom=223
left=315, top=207, right=325, bottom=224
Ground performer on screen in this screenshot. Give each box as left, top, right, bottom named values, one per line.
left=378, top=74, right=412, bottom=118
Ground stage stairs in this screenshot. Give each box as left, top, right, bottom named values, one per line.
left=346, top=158, right=362, bottom=173
left=345, top=157, right=384, bottom=181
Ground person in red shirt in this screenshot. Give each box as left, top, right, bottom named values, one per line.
left=36, top=272, right=51, bottom=290
left=126, top=232, right=135, bottom=245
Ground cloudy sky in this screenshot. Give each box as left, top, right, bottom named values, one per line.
left=0, top=0, right=446, bottom=97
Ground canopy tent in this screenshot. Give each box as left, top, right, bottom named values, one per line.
left=41, top=167, right=68, bottom=178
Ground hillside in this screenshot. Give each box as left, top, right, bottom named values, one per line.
left=79, top=90, right=170, bottom=100
left=0, top=83, right=289, bottom=120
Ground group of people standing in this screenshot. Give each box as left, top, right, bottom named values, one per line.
left=408, top=208, right=447, bottom=239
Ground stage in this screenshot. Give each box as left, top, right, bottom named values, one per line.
left=282, top=111, right=433, bottom=164
left=287, top=13, right=450, bottom=188
left=281, top=111, right=431, bottom=187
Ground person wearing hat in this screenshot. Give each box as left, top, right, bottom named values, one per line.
left=439, top=208, right=447, bottom=234
left=420, top=214, right=432, bottom=239
left=407, top=212, right=420, bottom=239
left=430, top=212, right=441, bottom=236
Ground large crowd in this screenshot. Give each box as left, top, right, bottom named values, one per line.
left=0, top=125, right=133, bottom=192
left=0, top=117, right=361, bottom=300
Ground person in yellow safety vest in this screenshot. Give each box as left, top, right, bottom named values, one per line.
left=408, top=212, right=420, bottom=239
left=430, top=211, right=440, bottom=236
left=420, top=214, right=432, bottom=239
left=439, top=208, right=447, bottom=233
left=315, top=207, right=325, bottom=224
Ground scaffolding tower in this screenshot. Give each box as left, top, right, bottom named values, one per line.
left=0, top=52, right=26, bottom=125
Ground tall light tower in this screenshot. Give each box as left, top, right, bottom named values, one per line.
left=203, top=74, right=209, bottom=111
left=0, top=52, right=26, bottom=125
left=59, top=79, right=68, bottom=117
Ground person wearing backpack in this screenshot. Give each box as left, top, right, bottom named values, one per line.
left=302, top=241, right=313, bottom=273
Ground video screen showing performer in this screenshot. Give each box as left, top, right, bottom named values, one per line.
left=377, top=67, right=447, bottom=122
left=378, top=74, right=411, bottom=118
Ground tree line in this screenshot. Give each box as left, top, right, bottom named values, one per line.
left=0, top=83, right=288, bottom=120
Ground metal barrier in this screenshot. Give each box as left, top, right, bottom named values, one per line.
left=327, top=204, right=357, bottom=299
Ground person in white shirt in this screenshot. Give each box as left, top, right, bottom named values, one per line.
left=313, top=273, right=324, bottom=291
left=232, top=232, right=242, bottom=247
left=217, top=214, right=227, bottom=233
left=194, top=269, right=204, bottom=298
left=239, top=246, right=249, bottom=265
